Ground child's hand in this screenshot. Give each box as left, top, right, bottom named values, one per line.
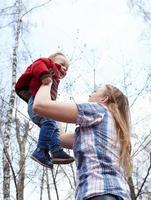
left=59, top=66, right=67, bottom=79
left=53, top=63, right=61, bottom=79
left=48, top=63, right=61, bottom=80
left=42, top=77, right=52, bottom=85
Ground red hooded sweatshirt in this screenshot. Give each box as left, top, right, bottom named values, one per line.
left=15, top=58, right=60, bottom=102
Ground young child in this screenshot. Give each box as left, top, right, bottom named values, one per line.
left=15, top=52, right=74, bottom=168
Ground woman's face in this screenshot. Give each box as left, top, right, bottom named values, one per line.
left=88, top=86, right=107, bottom=102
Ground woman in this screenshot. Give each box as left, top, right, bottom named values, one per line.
left=33, top=80, right=132, bottom=200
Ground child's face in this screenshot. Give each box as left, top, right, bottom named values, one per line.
left=53, top=55, right=69, bottom=79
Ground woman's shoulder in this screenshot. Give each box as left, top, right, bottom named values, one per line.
left=76, top=102, right=107, bottom=113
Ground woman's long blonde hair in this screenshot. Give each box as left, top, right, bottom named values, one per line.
left=104, top=84, right=132, bottom=177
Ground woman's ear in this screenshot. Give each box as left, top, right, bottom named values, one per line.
left=100, top=96, right=109, bottom=103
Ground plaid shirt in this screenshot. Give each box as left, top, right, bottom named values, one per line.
left=73, top=102, right=131, bottom=200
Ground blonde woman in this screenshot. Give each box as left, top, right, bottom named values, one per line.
left=33, top=81, right=132, bottom=200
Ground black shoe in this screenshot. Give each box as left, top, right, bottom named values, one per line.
left=31, top=148, right=53, bottom=169
left=52, top=150, right=74, bottom=164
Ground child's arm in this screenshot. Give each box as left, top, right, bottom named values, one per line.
left=41, top=77, right=52, bottom=85
left=33, top=81, right=78, bottom=123
left=32, top=60, right=50, bottom=79
left=32, top=59, right=60, bottom=80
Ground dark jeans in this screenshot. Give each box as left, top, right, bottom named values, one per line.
left=87, top=194, right=123, bottom=200
left=28, top=96, right=62, bottom=153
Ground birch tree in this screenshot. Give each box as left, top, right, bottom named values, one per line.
left=15, top=112, right=30, bottom=200
left=2, top=1, right=26, bottom=199
left=0, top=0, right=51, bottom=199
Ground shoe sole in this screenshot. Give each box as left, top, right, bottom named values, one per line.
left=31, top=155, right=53, bottom=169
left=52, top=158, right=74, bottom=165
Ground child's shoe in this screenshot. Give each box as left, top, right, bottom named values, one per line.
left=52, top=150, right=74, bottom=164
left=31, top=148, right=53, bottom=169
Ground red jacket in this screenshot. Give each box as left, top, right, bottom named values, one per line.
left=15, top=58, right=60, bottom=102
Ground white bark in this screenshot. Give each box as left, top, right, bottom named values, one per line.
left=3, top=1, right=22, bottom=199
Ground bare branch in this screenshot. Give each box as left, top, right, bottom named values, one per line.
left=21, top=0, right=52, bottom=19
left=132, top=131, right=151, bottom=157
left=51, top=169, right=59, bottom=200
left=60, top=166, right=75, bottom=190
left=136, top=153, right=151, bottom=198
left=0, top=20, right=16, bottom=29
left=130, top=75, right=150, bottom=107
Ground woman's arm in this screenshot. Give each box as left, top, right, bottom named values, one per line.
left=60, top=133, right=74, bottom=149
left=57, top=122, right=74, bottom=149
left=33, top=82, right=78, bottom=123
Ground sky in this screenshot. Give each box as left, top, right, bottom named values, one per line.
left=16, top=0, right=150, bottom=110
left=26, top=0, right=150, bottom=95
left=2, top=0, right=150, bottom=97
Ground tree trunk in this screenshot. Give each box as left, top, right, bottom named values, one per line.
left=16, top=117, right=29, bottom=200
left=40, top=169, right=45, bottom=200
left=17, top=147, right=26, bottom=200
left=46, top=168, right=52, bottom=200
left=128, top=176, right=136, bottom=200
left=3, top=1, right=22, bottom=199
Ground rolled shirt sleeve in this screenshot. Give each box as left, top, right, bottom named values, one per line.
left=76, top=102, right=105, bottom=127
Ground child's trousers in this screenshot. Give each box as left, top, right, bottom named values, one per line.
left=28, top=96, right=62, bottom=153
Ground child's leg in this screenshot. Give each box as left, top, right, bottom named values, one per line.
left=28, top=96, right=50, bottom=149
left=39, top=120, right=61, bottom=152
left=49, top=122, right=74, bottom=164
left=28, top=96, right=53, bottom=168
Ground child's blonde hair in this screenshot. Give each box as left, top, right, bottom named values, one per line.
left=48, top=52, right=69, bottom=67
left=104, top=84, right=132, bottom=177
